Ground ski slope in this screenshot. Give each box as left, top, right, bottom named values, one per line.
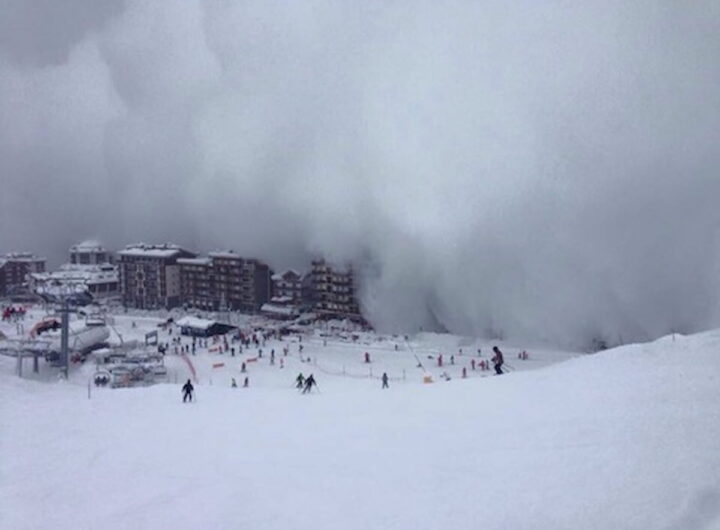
left=1, top=323, right=719, bottom=529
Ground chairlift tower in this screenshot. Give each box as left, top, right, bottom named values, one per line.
left=55, top=286, right=81, bottom=379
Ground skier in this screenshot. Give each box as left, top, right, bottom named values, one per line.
left=241, top=362, right=246, bottom=373
left=182, top=379, right=194, bottom=402
left=243, top=376, right=249, bottom=388
left=491, top=346, right=504, bottom=375
left=296, top=373, right=305, bottom=389
left=302, top=374, right=316, bottom=394
left=381, top=372, right=389, bottom=389
left=231, top=377, right=238, bottom=388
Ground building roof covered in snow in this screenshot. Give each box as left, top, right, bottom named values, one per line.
left=30, top=264, right=118, bottom=295
left=270, top=296, right=294, bottom=304
left=3, top=252, right=45, bottom=263
left=271, top=269, right=301, bottom=282
left=208, top=250, right=241, bottom=259
left=176, top=316, right=216, bottom=330
left=33, top=264, right=116, bottom=278
left=118, top=243, right=187, bottom=259
left=261, top=303, right=299, bottom=317
left=177, top=258, right=212, bottom=266
left=69, top=240, right=106, bottom=252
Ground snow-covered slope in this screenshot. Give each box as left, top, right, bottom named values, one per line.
left=1, top=330, right=719, bottom=530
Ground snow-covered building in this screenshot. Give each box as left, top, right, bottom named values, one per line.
left=176, top=316, right=236, bottom=337
left=0, top=252, right=46, bottom=296
left=261, top=269, right=311, bottom=320
left=177, top=257, right=213, bottom=310
left=311, top=259, right=362, bottom=321
left=210, top=251, right=272, bottom=313
left=69, top=240, right=114, bottom=265
left=261, top=297, right=300, bottom=320
left=29, top=263, right=119, bottom=300
left=26, top=241, right=118, bottom=301
left=271, top=269, right=311, bottom=305
left=179, top=251, right=272, bottom=313
left=118, top=244, right=195, bottom=309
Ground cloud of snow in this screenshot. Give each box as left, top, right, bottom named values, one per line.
left=2, top=0, right=720, bottom=346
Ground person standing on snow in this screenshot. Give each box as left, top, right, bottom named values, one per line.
left=492, top=346, right=504, bottom=375
left=296, top=373, right=305, bottom=389
left=381, top=372, right=389, bottom=389
left=182, top=379, right=194, bottom=402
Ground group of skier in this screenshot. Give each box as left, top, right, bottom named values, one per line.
left=182, top=344, right=509, bottom=402
left=296, top=373, right=317, bottom=393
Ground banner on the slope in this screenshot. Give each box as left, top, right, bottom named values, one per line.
left=180, top=353, right=198, bottom=382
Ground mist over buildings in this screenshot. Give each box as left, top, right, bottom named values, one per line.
left=1, top=0, right=719, bottom=347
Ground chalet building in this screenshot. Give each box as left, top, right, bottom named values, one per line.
left=69, top=240, right=114, bottom=265
left=262, top=269, right=312, bottom=320
left=272, top=269, right=312, bottom=305
left=118, top=244, right=195, bottom=309
left=0, top=253, right=46, bottom=296
left=311, top=259, right=362, bottom=320
left=178, top=251, right=272, bottom=313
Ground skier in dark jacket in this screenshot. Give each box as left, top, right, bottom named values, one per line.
left=182, top=379, right=194, bottom=402
left=302, top=374, right=316, bottom=394
left=381, top=372, right=389, bottom=389
left=296, top=373, right=305, bottom=389
left=492, top=346, right=504, bottom=375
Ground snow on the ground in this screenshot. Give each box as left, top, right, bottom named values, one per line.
left=1, top=308, right=719, bottom=530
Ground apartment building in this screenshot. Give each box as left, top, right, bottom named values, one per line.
left=311, top=259, right=362, bottom=320
left=178, top=251, right=272, bottom=313
left=118, top=244, right=195, bottom=309
left=69, top=240, right=114, bottom=265
left=0, top=252, right=46, bottom=296
left=177, top=257, right=214, bottom=310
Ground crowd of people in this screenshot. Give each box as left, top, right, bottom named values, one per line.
left=164, top=318, right=521, bottom=403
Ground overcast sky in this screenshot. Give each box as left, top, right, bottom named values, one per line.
left=1, top=0, right=719, bottom=347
